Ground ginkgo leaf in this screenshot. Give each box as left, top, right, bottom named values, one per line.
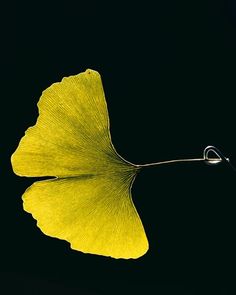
left=11, top=69, right=149, bottom=259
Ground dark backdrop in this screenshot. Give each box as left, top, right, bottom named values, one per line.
left=1, top=1, right=236, bottom=294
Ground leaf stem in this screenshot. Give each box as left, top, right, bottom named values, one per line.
left=136, top=157, right=217, bottom=168
left=136, top=146, right=231, bottom=169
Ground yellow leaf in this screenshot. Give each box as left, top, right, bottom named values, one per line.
left=11, top=69, right=148, bottom=259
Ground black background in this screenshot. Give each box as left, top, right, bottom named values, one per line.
left=1, top=1, right=236, bottom=294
